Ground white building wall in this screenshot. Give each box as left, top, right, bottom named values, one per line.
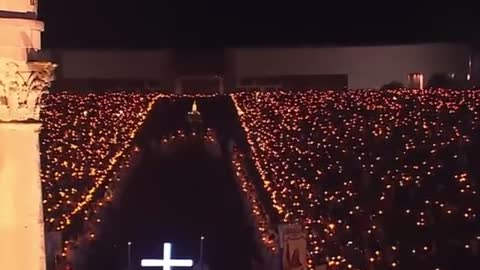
left=57, top=49, right=173, bottom=80
left=228, top=43, right=470, bottom=89
left=43, top=43, right=471, bottom=89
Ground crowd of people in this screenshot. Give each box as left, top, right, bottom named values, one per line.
left=41, top=92, right=269, bottom=269
left=40, top=92, right=162, bottom=266
left=40, top=88, right=480, bottom=270
left=232, top=148, right=278, bottom=252
left=233, top=89, right=480, bottom=269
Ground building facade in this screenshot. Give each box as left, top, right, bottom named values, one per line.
left=41, top=43, right=474, bottom=92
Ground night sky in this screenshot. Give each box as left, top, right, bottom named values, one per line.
left=38, top=1, right=480, bottom=49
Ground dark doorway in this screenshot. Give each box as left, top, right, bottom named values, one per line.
left=84, top=136, right=256, bottom=270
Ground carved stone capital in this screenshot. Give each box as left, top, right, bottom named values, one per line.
left=0, top=59, right=56, bottom=122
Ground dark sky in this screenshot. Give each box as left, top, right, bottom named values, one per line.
left=38, top=1, right=480, bottom=48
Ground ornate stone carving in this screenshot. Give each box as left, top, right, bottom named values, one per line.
left=0, top=59, right=56, bottom=121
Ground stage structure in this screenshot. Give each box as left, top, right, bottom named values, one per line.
left=0, top=1, right=56, bottom=270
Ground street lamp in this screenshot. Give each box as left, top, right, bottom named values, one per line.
left=128, top=241, right=132, bottom=270
left=199, top=236, right=205, bottom=270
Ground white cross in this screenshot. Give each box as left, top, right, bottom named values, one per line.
left=141, top=243, right=194, bottom=270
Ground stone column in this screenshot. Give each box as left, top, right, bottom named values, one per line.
left=0, top=60, right=55, bottom=270
left=0, top=2, right=55, bottom=269
left=0, top=122, right=45, bottom=270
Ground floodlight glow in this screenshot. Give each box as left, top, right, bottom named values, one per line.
left=141, top=243, right=193, bottom=269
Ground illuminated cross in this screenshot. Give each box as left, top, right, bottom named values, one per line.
left=141, top=243, right=194, bottom=270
